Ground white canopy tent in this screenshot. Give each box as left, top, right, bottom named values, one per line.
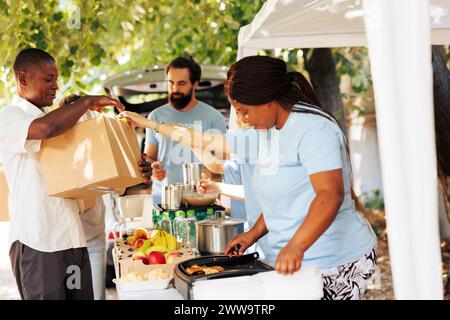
left=235, top=0, right=450, bottom=299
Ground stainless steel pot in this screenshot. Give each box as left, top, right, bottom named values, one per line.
left=161, top=184, right=182, bottom=210
left=182, top=163, right=202, bottom=188
left=195, top=218, right=245, bottom=255
left=161, top=185, right=170, bottom=209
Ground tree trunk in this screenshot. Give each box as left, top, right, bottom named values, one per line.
left=304, top=48, right=345, bottom=129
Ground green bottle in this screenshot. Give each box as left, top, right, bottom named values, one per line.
left=206, top=208, right=214, bottom=219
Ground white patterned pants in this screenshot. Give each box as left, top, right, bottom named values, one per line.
left=321, top=247, right=378, bottom=300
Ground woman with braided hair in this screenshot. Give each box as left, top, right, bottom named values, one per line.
left=120, top=55, right=377, bottom=300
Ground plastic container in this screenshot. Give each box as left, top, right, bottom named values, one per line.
left=186, top=210, right=198, bottom=249
left=160, top=211, right=173, bottom=235
left=113, top=277, right=172, bottom=292
left=173, top=210, right=187, bottom=243
left=116, top=287, right=183, bottom=300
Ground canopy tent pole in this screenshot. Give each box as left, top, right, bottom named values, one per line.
left=363, top=0, right=443, bottom=299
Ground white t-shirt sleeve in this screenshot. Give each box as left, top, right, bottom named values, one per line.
left=0, top=107, right=41, bottom=154
left=298, top=123, right=343, bottom=175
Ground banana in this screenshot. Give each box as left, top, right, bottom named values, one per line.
left=144, top=228, right=179, bottom=252
left=152, top=229, right=168, bottom=248
left=164, top=231, right=178, bottom=251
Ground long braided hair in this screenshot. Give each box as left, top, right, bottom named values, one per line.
left=226, top=55, right=367, bottom=217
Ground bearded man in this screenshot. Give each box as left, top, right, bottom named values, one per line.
left=142, top=57, right=226, bottom=204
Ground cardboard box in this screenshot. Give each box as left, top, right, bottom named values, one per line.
left=113, top=239, right=196, bottom=279
left=0, top=170, right=9, bottom=221
left=38, top=116, right=143, bottom=199
left=77, top=197, right=98, bottom=213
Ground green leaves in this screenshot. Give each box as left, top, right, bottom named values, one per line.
left=0, top=0, right=8, bottom=12
left=333, top=48, right=373, bottom=117
left=52, top=12, right=63, bottom=22
left=70, top=45, right=78, bottom=55
left=21, top=7, right=31, bottom=15
left=0, top=0, right=266, bottom=99
left=31, top=30, right=45, bottom=42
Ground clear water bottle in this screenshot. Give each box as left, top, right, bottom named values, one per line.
left=186, top=210, right=197, bottom=249
left=160, top=211, right=173, bottom=235
left=173, top=210, right=187, bottom=243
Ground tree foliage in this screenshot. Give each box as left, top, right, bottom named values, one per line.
left=0, top=0, right=264, bottom=99
left=270, top=47, right=374, bottom=118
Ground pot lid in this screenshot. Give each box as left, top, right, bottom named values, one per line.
left=196, top=218, right=245, bottom=227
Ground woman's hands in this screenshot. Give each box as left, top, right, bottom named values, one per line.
left=151, top=161, right=166, bottom=181
left=224, top=230, right=259, bottom=257
left=275, top=242, right=305, bottom=275
left=196, top=178, right=220, bottom=195
left=118, top=111, right=150, bottom=128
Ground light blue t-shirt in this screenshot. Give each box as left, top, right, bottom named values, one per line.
left=223, top=160, right=247, bottom=221
left=226, top=110, right=376, bottom=269
left=146, top=101, right=227, bottom=203
left=223, top=159, right=271, bottom=261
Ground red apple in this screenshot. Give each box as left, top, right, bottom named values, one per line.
left=147, top=251, right=166, bottom=265
left=135, top=239, right=144, bottom=249
left=166, top=251, right=182, bottom=264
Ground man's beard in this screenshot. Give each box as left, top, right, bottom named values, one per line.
left=169, top=90, right=193, bottom=110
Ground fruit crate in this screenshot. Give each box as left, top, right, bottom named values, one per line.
left=113, top=238, right=197, bottom=279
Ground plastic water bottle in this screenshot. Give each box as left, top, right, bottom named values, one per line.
left=160, top=211, right=173, bottom=235
left=173, top=210, right=187, bottom=243
left=186, top=210, right=197, bottom=249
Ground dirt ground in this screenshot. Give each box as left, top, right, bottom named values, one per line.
left=363, top=209, right=450, bottom=300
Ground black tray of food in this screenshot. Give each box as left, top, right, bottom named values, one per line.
left=173, top=252, right=273, bottom=300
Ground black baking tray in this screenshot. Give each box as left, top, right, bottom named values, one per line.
left=173, top=252, right=273, bottom=300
